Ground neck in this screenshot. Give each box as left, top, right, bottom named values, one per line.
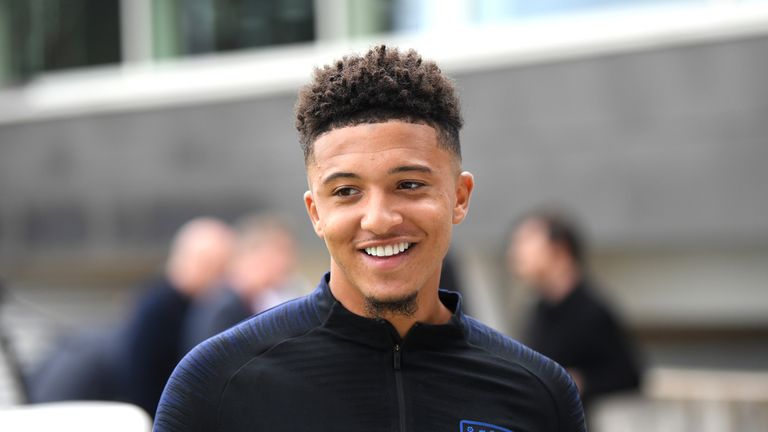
left=328, top=269, right=453, bottom=338
left=165, top=269, right=197, bottom=298
left=381, top=290, right=453, bottom=338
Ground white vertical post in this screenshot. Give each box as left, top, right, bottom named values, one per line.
left=119, top=0, right=154, bottom=64
left=314, top=0, right=349, bottom=41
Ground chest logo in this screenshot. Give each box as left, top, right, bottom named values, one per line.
left=460, top=420, right=513, bottom=432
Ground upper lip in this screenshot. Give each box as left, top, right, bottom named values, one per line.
left=356, top=238, right=415, bottom=249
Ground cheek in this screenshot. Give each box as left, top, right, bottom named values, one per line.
left=513, top=243, right=537, bottom=274
left=316, top=207, right=356, bottom=243
left=407, top=200, right=454, bottom=253
left=525, top=246, right=552, bottom=275
left=424, top=199, right=455, bottom=233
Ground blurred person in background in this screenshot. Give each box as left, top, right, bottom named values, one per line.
left=508, top=208, right=641, bottom=409
left=119, top=217, right=234, bottom=416
left=181, top=213, right=305, bottom=353
left=30, top=217, right=234, bottom=416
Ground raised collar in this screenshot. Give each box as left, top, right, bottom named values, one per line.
left=311, top=272, right=468, bottom=350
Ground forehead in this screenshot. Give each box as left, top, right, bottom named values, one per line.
left=308, top=121, right=455, bottom=174
left=515, top=219, right=549, bottom=243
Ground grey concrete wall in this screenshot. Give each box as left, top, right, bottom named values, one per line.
left=457, top=34, right=768, bottom=249
left=2, top=35, right=766, bottom=257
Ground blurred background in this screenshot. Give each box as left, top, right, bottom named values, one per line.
left=0, top=0, right=767, bottom=430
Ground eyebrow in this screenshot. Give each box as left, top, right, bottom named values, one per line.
left=321, top=165, right=433, bottom=186
left=388, top=165, right=432, bottom=175
left=321, top=171, right=360, bottom=186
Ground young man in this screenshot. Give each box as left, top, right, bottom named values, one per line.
left=154, top=46, right=585, bottom=432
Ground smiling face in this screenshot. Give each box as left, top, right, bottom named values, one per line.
left=304, top=121, right=473, bottom=318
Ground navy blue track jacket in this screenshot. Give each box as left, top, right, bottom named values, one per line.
left=155, top=273, right=585, bottom=432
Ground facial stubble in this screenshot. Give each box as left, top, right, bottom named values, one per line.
left=363, top=291, right=418, bottom=319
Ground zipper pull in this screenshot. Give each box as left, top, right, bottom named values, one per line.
left=393, top=344, right=402, bottom=370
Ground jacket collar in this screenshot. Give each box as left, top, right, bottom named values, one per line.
left=311, top=272, right=467, bottom=350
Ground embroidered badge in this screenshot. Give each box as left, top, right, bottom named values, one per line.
left=460, top=419, right=513, bottom=432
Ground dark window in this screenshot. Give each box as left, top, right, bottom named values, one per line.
left=159, top=0, right=315, bottom=57
left=1, top=0, right=121, bottom=84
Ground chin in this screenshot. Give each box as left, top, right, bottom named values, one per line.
left=363, top=289, right=419, bottom=318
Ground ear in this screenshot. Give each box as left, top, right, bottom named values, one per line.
left=303, top=190, right=324, bottom=238
left=452, top=171, right=474, bottom=224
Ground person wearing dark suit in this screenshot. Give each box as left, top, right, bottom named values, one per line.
left=27, top=218, right=234, bottom=416
left=118, top=218, right=234, bottom=416
left=508, top=209, right=641, bottom=408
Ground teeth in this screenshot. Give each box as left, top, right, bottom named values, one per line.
left=365, top=242, right=411, bottom=257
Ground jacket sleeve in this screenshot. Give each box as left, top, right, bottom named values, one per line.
left=153, top=333, right=237, bottom=432
left=522, top=344, right=587, bottom=432
left=547, top=359, right=588, bottom=432
left=465, top=316, right=587, bottom=432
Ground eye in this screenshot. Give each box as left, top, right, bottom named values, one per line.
left=333, top=186, right=360, bottom=197
left=398, top=181, right=424, bottom=191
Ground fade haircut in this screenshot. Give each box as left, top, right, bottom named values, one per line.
left=294, top=45, right=463, bottom=164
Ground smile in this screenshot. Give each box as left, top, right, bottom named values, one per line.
left=363, top=242, right=412, bottom=257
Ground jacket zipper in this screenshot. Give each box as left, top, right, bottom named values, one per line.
left=393, top=343, right=407, bottom=432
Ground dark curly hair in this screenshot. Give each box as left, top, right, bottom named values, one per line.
left=295, top=45, right=463, bottom=163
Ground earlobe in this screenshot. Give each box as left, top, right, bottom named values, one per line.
left=452, top=171, right=474, bottom=224
left=303, top=190, right=324, bottom=238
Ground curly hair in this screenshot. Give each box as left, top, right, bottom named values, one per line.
left=295, top=45, right=463, bottom=163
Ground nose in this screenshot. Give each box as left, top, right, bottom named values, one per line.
left=360, top=191, right=403, bottom=235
